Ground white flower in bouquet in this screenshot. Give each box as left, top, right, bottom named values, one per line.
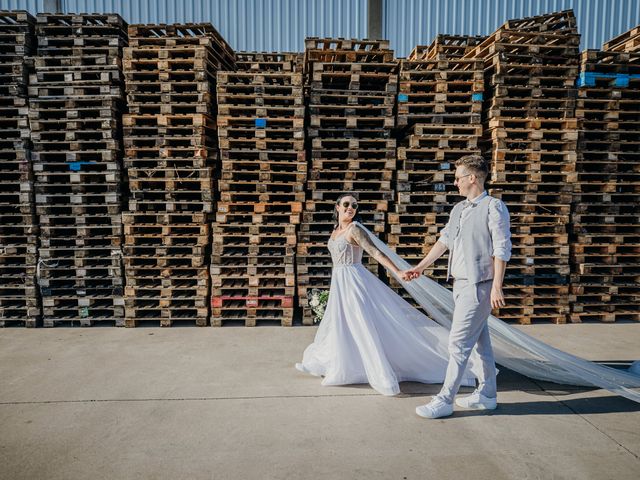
left=308, top=289, right=329, bottom=324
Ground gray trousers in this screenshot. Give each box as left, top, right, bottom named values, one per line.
left=437, top=279, right=497, bottom=403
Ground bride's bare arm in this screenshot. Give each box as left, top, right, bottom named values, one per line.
left=349, top=224, right=402, bottom=277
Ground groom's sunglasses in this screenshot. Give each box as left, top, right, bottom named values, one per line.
left=341, top=201, right=358, bottom=209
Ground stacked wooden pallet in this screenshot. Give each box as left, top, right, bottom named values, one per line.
left=408, top=34, right=486, bottom=61
left=211, top=52, right=304, bottom=326
left=0, top=11, right=39, bottom=327
left=464, top=10, right=580, bottom=324
left=233, top=51, right=303, bottom=73
left=122, top=23, right=234, bottom=327
left=602, top=24, right=640, bottom=53
left=297, top=38, right=398, bottom=324
left=28, top=13, right=127, bottom=326
left=389, top=41, right=484, bottom=299
left=571, top=49, right=640, bottom=322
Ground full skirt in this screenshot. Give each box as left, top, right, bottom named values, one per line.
left=298, top=264, right=476, bottom=396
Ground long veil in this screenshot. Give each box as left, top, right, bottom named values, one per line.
left=358, top=223, right=640, bottom=403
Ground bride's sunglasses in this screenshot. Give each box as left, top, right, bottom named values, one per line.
left=340, top=201, right=358, bottom=209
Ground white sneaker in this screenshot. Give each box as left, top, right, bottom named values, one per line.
left=455, top=390, right=497, bottom=410
left=415, top=397, right=453, bottom=419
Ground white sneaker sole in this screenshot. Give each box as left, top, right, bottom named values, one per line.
left=456, top=400, right=497, bottom=410
left=415, top=406, right=453, bottom=419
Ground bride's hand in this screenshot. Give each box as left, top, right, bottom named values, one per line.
left=401, top=268, right=422, bottom=281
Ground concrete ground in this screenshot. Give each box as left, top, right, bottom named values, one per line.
left=0, top=323, right=639, bottom=480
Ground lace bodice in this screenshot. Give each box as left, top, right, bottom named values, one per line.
left=328, top=235, right=363, bottom=266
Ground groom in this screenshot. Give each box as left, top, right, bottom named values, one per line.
left=403, top=155, right=512, bottom=419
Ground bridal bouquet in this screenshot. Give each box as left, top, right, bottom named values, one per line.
left=307, top=289, right=329, bottom=323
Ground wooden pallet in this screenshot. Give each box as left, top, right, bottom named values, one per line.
left=309, top=104, right=393, bottom=118
left=569, top=309, right=640, bottom=323
left=493, top=304, right=569, bottom=325
left=127, top=23, right=234, bottom=69
left=123, top=310, right=208, bottom=327
left=211, top=280, right=295, bottom=296
left=310, top=72, right=397, bottom=92
left=211, top=262, right=295, bottom=278
left=219, top=162, right=306, bottom=179
left=305, top=37, right=390, bottom=51
left=409, top=35, right=486, bottom=60
left=500, top=9, right=577, bottom=33
left=217, top=93, right=304, bottom=110
left=465, top=29, right=580, bottom=61
left=311, top=137, right=395, bottom=151
left=0, top=10, right=36, bottom=29
left=234, top=51, right=302, bottom=72
left=211, top=303, right=294, bottom=327
left=309, top=89, right=394, bottom=106
left=602, top=25, right=640, bottom=53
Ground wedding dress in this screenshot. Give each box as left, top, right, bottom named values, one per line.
left=298, top=222, right=640, bottom=403
left=297, top=222, right=477, bottom=396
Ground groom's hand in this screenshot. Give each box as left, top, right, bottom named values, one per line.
left=401, top=268, right=422, bottom=282
left=491, top=285, right=506, bottom=309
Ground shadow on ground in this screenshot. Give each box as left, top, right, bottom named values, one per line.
left=398, top=363, right=640, bottom=416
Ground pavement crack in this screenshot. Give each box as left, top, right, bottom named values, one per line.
left=0, top=393, right=379, bottom=405
left=0, top=386, right=575, bottom=406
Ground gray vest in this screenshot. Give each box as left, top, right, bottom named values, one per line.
left=446, top=195, right=495, bottom=284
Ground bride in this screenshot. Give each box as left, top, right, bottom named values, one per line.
left=295, top=193, right=478, bottom=396
left=296, top=194, right=640, bottom=402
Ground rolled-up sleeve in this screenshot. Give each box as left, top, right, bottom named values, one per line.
left=489, top=199, right=512, bottom=262
left=438, top=219, right=451, bottom=250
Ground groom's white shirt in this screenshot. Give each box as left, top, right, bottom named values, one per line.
left=438, top=191, right=511, bottom=282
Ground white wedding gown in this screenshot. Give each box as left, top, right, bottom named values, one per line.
left=297, top=222, right=640, bottom=403
left=297, top=230, right=476, bottom=396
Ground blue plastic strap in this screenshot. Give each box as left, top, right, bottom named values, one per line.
left=614, top=74, right=629, bottom=87
left=577, top=71, right=631, bottom=88
left=577, top=72, right=596, bottom=87
left=68, top=161, right=96, bottom=171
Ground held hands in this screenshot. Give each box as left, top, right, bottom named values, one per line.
left=401, top=267, right=423, bottom=282
left=491, top=285, right=506, bottom=309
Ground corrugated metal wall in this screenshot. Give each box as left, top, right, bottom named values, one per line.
left=0, top=0, right=368, bottom=52
left=0, top=0, right=41, bottom=12
left=1, top=0, right=639, bottom=55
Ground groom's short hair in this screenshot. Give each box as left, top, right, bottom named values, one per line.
left=456, top=155, right=488, bottom=185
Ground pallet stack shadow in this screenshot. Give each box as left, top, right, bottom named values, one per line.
left=29, top=13, right=127, bottom=326
left=0, top=11, right=39, bottom=327
left=465, top=10, right=580, bottom=324
left=122, top=23, right=234, bottom=327
left=211, top=52, right=304, bottom=326
left=388, top=35, right=484, bottom=302
left=297, top=38, right=398, bottom=325
left=570, top=49, right=640, bottom=322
